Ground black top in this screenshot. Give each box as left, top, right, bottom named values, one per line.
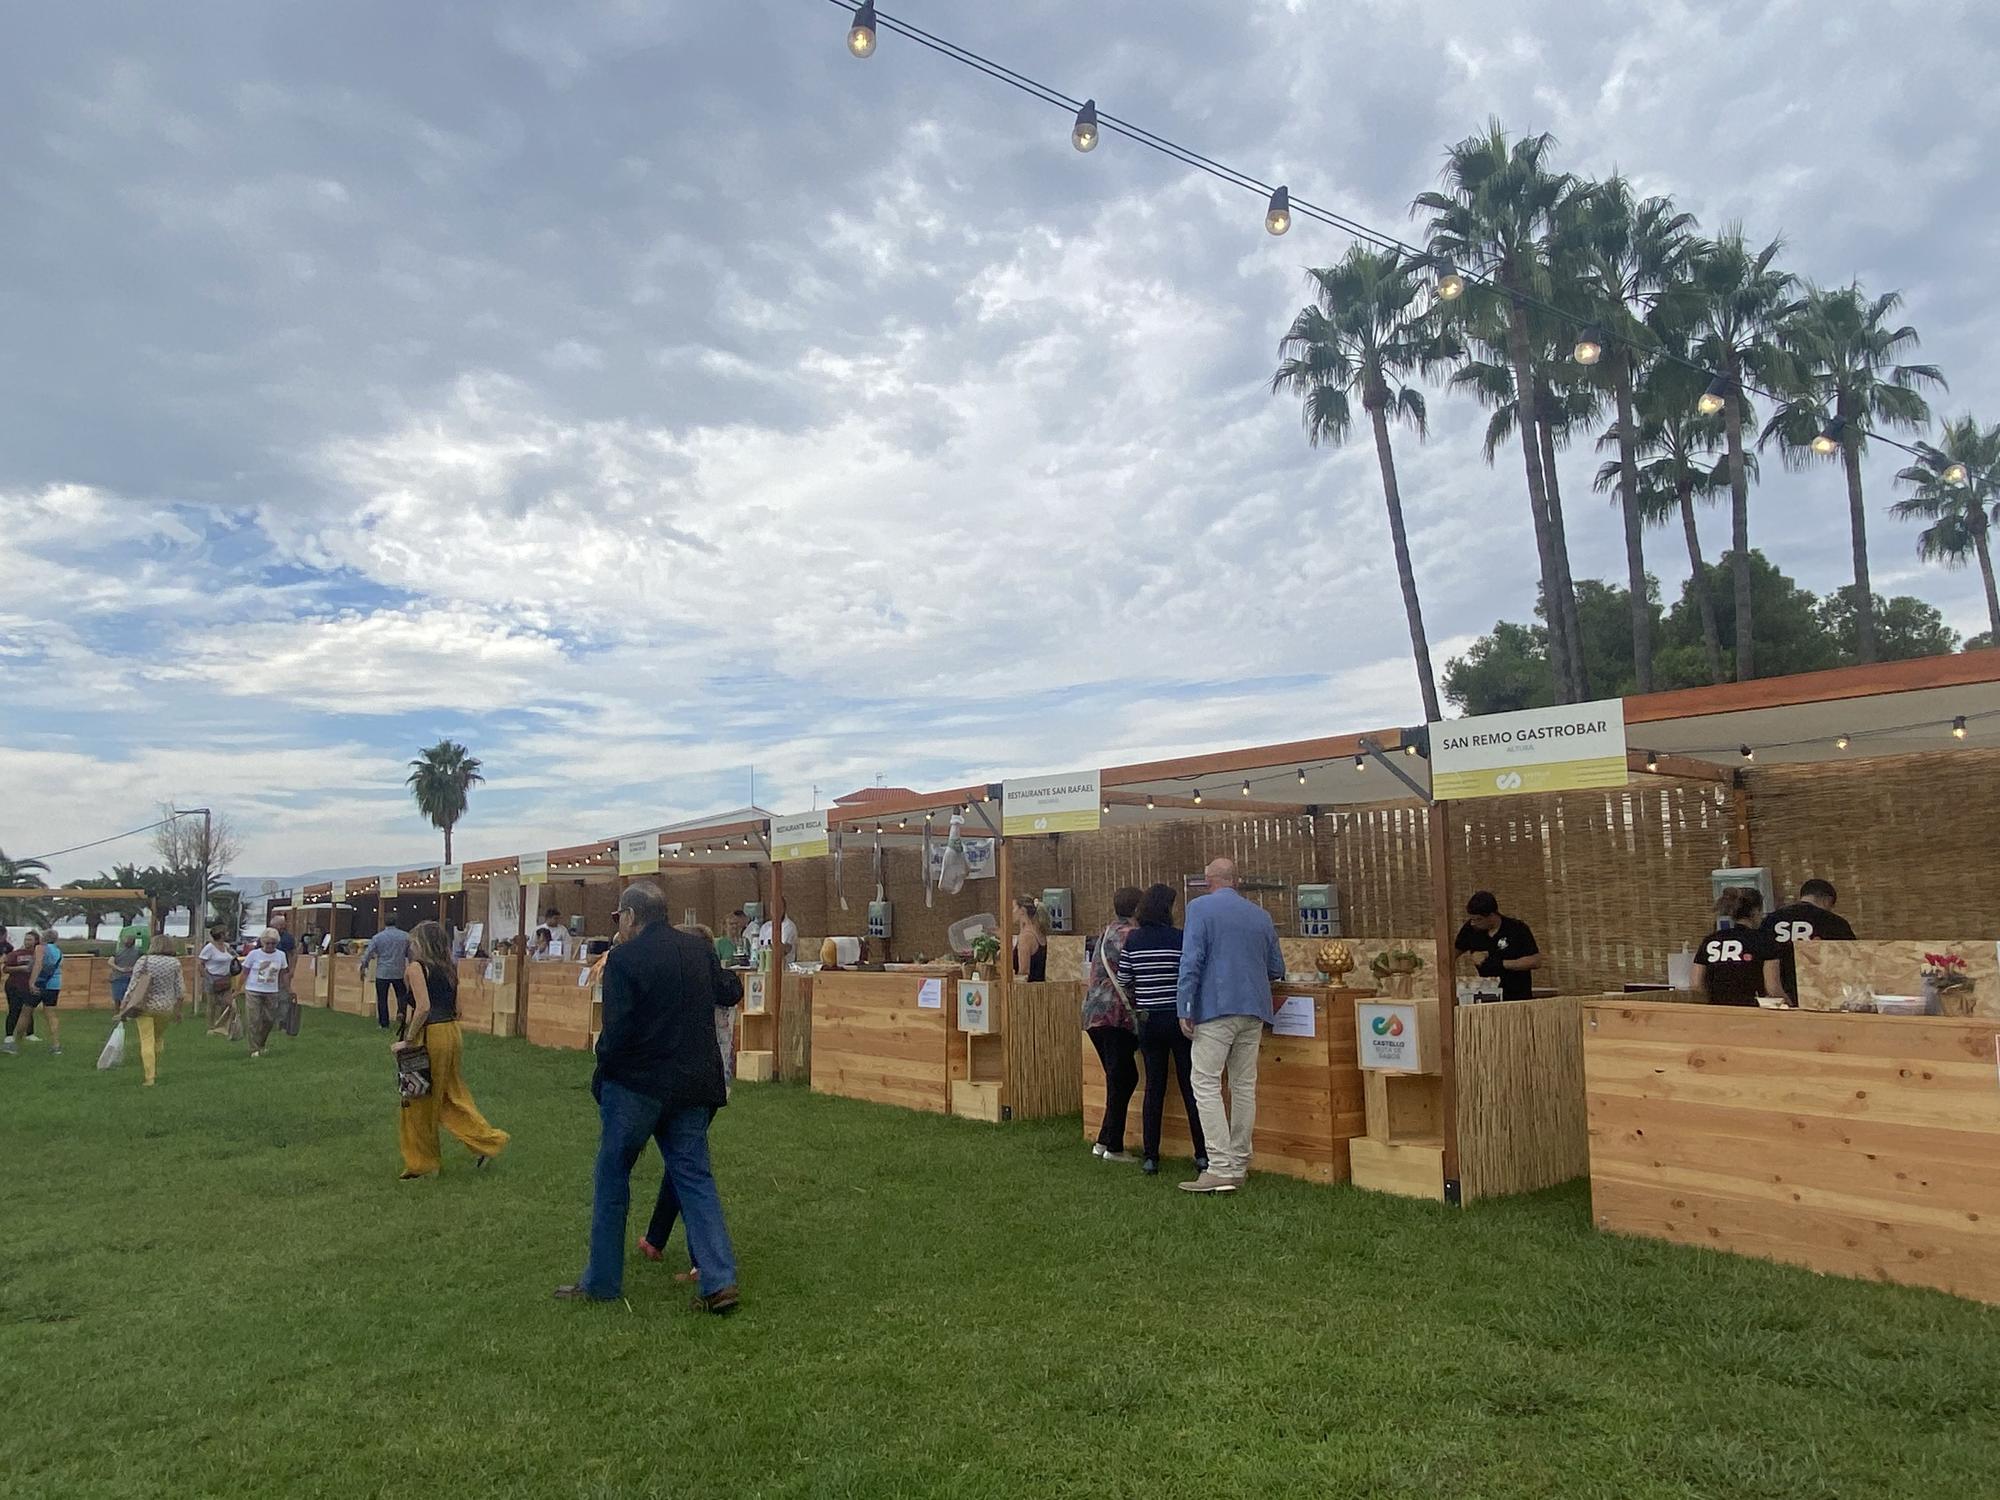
left=1454, top=916, right=1540, bottom=1001
left=1694, top=923, right=1780, bottom=1006
left=416, top=958, right=458, bottom=1024
left=1116, top=923, right=1184, bottom=1011
left=593, top=921, right=744, bottom=1112
left=1014, top=942, right=1047, bottom=982
left=1761, top=902, right=1857, bottom=1002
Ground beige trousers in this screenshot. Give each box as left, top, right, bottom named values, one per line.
left=1189, top=1014, right=1264, bottom=1179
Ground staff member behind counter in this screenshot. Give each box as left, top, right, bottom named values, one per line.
left=1762, top=877, right=1856, bottom=1004
left=1453, top=891, right=1541, bottom=1000
left=1692, top=886, right=1783, bottom=1006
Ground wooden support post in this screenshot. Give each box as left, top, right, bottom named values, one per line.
left=1428, top=799, right=1461, bottom=1206
left=768, top=857, right=786, bottom=1078
left=995, top=833, right=1013, bottom=1120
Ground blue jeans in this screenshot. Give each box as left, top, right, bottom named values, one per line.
left=583, top=1081, right=736, bottom=1300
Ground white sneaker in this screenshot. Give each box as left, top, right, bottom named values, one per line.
left=1, top=1039, right=16, bottom=1055
left=1099, top=1149, right=1135, bottom=1163
left=25, top=1033, right=43, bottom=1044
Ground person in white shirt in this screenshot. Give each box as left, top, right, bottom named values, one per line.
left=241, top=928, right=290, bottom=1058
left=756, top=905, right=798, bottom=967
left=197, top=924, right=240, bottom=1037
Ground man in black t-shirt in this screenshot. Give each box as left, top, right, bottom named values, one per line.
left=1453, top=891, right=1541, bottom=1001
left=1761, top=877, right=1857, bottom=1003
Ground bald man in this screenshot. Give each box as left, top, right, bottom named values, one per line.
left=1174, top=857, right=1285, bottom=1193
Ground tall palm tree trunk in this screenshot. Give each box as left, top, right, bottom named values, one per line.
left=1723, top=357, right=1754, bottom=681
left=1974, top=520, right=2000, bottom=642
left=1678, top=475, right=1726, bottom=684
left=1538, top=415, right=1590, bottom=698
left=1503, top=296, right=1575, bottom=701
left=1615, top=364, right=1652, bottom=692
left=444, top=825, right=454, bottom=864
left=1839, top=426, right=1877, bottom=663
left=1368, top=401, right=1442, bottom=723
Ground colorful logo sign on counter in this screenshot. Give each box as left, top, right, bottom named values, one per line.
left=439, top=864, right=464, bottom=894
left=517, top=852, right=548, bottom=885
left=1002, top=770, right=1102, bottom=837
left=772, top=810, right=830, bottom=862
left=617, top=832, right=660, bottom=876
left=1428, top=698, right=1628, bottom=801
left=1356, top=1002, right=1422, bottom=1071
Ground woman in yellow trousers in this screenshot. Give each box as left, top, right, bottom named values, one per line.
left=115, top=940, right=186, bottom=1085
left=394, top=920, right=509, bottom=1180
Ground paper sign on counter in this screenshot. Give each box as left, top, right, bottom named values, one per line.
left=917, top=978, right=943, bottom=1010
left=1271, top=995, right=1316, bottom=1038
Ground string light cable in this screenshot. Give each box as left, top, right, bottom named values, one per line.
left=822, top=0, right=1956, bottom=475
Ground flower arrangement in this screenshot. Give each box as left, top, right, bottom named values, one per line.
left=1920, top=952, right=1977, bottom=1016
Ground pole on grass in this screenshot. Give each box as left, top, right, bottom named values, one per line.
left=1429, top=799, right=1461, bottom=1207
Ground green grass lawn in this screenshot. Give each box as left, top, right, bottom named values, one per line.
left=5, top=1009, right=1998, bottom=1499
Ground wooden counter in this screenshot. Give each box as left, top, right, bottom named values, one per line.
left=811, top=969, right=954, bottom=1114
left=1584, top=1000, right=2000, bottom=1304
left=525, top=960, right=594, bottom=1051
left=1080, top=985, right=1366, bottom=1184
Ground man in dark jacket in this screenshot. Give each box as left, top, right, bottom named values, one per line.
left=556, top=881, right=743, bottom=1311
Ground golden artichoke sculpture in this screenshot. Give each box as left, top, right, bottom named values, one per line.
left=1316, top=941, right=1355, bottom=978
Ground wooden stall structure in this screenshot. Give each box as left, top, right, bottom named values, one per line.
left=1079, top=982, right=1368, bottom=1182
left=1583, top=999, right=2000, bottom=1304
left=811, top=967, right=959, bottom=1114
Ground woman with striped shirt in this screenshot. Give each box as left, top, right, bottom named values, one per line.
left=1117, top=883, right=1208, bottom=1176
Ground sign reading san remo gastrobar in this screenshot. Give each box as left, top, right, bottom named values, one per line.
left=1428, top=698, right=1628, bottom=800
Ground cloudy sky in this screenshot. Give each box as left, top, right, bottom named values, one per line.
left=4, top=0, right=1995, bottom=884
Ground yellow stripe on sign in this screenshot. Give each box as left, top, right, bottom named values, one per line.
left=1431, top=754, right=1629, bottom=801
left=1002, top=808, right=1102, bottom=837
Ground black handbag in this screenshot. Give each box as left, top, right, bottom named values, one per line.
left=396, top=1045, right=432, bottom=1103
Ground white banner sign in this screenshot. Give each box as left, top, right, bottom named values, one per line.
left=489, top=873, right=522, bottom=944
left=927, top=836, right=996, bottom=883
left=772, top=810, right=830, bottom=862
left=330, top=878, right=347, bottom=904
left=1356, top=1002, right=1423, bottom=1072
left=379, top=873, right=398, bottom=899
left=1002, top=770, right=1101, bottom=837
left=1429, top=697, right=1628, bottom=800
left=439, top=864, right=464, bottom=894
left=517, top=852, right=548, bottom=885
left=618, top=832, right=660, bottom=876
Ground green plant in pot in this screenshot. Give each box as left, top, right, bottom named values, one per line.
left=970, top=933, right=1002, bottom=980
left=1369, top=947, right=1425, bottom=997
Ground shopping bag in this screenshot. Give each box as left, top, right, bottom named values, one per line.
left=396, top=1045, right=432, bottom=1103
left=281, top=997, right=302, bottom=1038
left=97, top=1024, right=128, bottom=1070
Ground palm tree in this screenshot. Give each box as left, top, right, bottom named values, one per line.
left=406, top=741, right=485, bottom=864
left=0, top=848, right=52, bottom=931
left=1687, top=228, right=1798, bottom=681
left=1596, top=357, right=1750, bottom=685
left=1762, top=284, right=1944, bottom=663
left=1416, top=120, right=1588, bottom=702
left=1273, top=247, right=1446, bottom=722
left=1568, top=177, right=1697, bottom=692
left=1892, top=415, right=2000, bottom=642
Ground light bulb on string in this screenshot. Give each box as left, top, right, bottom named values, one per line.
left=1573, top=325, right=1606, bottom=366
left=1145, top=794, right=1155, bottom=811
left=1810, top=416, right=1846, bottom=456
left=1943, top=460, right=1970, bottom=485
left=846, top=1, right=877, bottom=57
left=1070, top=99, right=1099, bottom=152
left=1192, top=787, right=1203, bottom=806
left=1739, top=744, right=1754, bottom=762
left=1296, top=767, right=1307, bottom=785
left=1644, top=752, right=1659, bottom=773
left=1353, top=755, right=1366, bottom=772
left=1953, top=716, right=1968, bottom=740
left=1835, top=734, right=1850, bottom=751
left=1434, top=261, right=1466, bottom=301
left=1698, top=376, right=1729, bottom=416
left=1264, top=185, right=1291, bottom=236
left=1403, top=741, right=1418, bottom=757
left=1241, top=780, right=1251, bottom=797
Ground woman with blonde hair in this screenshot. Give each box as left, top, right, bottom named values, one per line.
left=114, top=938, right=186, bottom=1086
left=393, top=919, right=509, bottom=1180
left=1012, top=895, right=1048, bottom=983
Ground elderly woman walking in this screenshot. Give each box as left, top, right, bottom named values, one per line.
left=392, top=920, right=509, bottom=1181
left=114, top=939, right=186, bottom=1086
